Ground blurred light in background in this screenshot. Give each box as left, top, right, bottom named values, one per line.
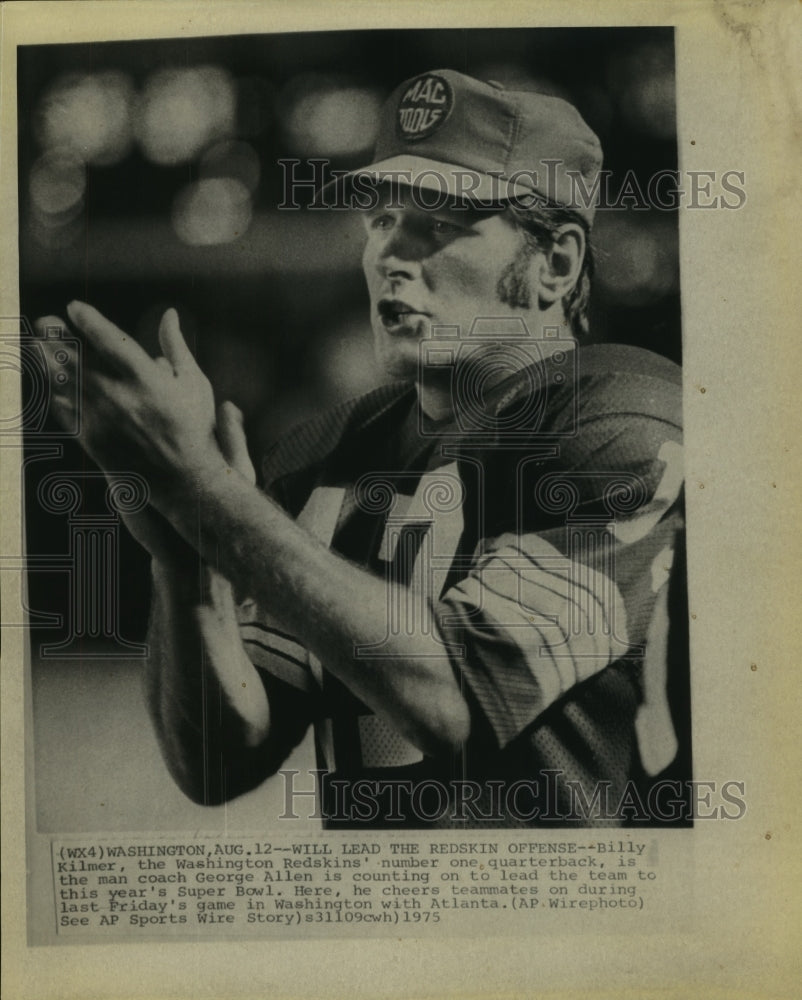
left=34, top=71, right=135, bottom=166
left=27, top=211, right=84, bottom=251
left=135, top=66, right=235, bottom=165
left=608, top=43, right=676, bottom=140
left=29, top=150, right=85, bottom=216
left=171, top=177, right=252, bottom=246
left=199, top=140, right=261, bottom=193
left=278, top=74, right=382, bottom=156
left=595, top=214, right=679, bottom=305
left=28, top=150, right=86, bottom=248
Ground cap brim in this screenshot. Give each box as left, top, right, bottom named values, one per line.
left=314, top=154, right=537, bottom=208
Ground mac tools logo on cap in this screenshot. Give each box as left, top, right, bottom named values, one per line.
left=396, top=73, right=454, bottom=141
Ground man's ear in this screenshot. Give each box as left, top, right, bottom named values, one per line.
left=536, top=223, right=586, bottom=305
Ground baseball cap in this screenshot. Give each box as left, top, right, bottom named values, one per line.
left=318, top=68, right=603, bottom=223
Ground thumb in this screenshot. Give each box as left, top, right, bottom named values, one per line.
left=158, top=308, right=194, bottom=372
left=216, top=401, right=255, bottom=483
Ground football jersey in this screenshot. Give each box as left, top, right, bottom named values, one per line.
left=236, top=342, right=688, bottom=827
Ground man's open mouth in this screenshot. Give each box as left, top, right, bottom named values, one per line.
left=378, top=299, right=428, bottom=328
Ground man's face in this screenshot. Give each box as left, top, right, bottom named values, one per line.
left=360, top=185, right=538, bottom=380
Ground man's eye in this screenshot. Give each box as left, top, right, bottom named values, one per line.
left=369, top=214, right=394, bottom=231
left=432, top=219, right=461, bottom=235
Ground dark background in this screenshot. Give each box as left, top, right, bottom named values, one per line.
left=18, top=26, right=680, bottom=648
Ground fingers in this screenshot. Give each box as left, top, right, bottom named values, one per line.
left=38, top=303, right=197, bottom=382
left=216, top=401, right=255, bottom=483
left=157, top=308, right=195, bottom=373
left=65, top=299, right=151, bottom=374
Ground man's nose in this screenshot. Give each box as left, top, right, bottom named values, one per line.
left=376, top=224, right=427, bottom=280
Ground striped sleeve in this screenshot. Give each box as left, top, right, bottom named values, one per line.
left=236, top=599, right=320, bottom=695
left=437, top=530, right=630, bottom=748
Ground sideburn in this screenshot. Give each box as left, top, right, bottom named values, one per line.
left=495, top=239, right=536, bottom=310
